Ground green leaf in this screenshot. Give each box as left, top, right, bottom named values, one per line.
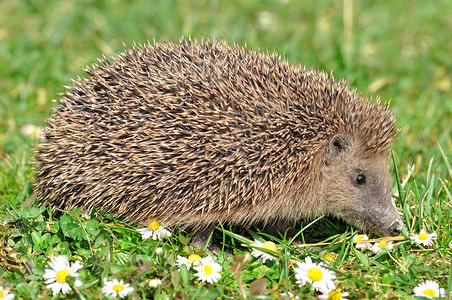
left=178, top=233, right=190, bottom=245
left=21, top=206, right=45, bottom=219
left=60, top=214, right=74, bottom=237
left=50, top=222, right=60, bottom=233
left=404, top=254, right=417, bottom=266
left=56, top=241, right=70, bottom=254
left=24, top=274, right=42, bottom=281
left=40, top=233, right=51, bottom=248
left=14, top=283, right=32, bottom=297
left=45, top=247, right=56, bottom=256
left=352, top=247, right=370, bottom=270
left=66, top=223, right=83, bottom=240
left=382, top=273, right=394, bottom=285
left=85, top=220, right=100, bottom=238
left=60, top=214, right=83, bottom=240
left=94, top=230, right=110, bottom=248
left=395, top=273, right=412, bottom=285
left=194, top=287, right=221, bottom=299
left=179, top=264, right=190, bottom=285
left=49, top=234, right=62, bottom=245
left=32, top=266, right=46, bottom=276
left=252, top=265, right=268, bottom=278
left=170, top=270, right=181, bottom=289
left=31, top=231, right=42, bottom=248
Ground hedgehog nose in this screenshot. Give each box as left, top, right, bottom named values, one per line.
left=388, top=220, right=403, bottom=236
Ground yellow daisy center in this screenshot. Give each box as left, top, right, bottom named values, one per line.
left=0, top=290, right=5, bottom=297
left=262, top=241, right=277, bottom=251
left=147, top=220, right=160, bottom=231
left=113, top=283, right=125, bottom=292
left=418, top=233, right=429, bottom=240
left=56, top=269, right=70, bottom=283
left=423, top=288, right=437, bottom=297
left=328, top=290, right=343, bottom=300
left=378, top=241, right=388, bottom=248
left=323, top=251, right=336, bottom=262
left=307, top=267, right=323, bottom=282
left=188, top=254, right=202, bottom=265
left=356, top=236, right=364, bottom=242
left=203, top=265, right=213, bottom=275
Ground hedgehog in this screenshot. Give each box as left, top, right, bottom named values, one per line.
left=34, top=38, right=403, bottom=240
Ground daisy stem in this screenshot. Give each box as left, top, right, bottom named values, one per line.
left=73, top=284, right=86, bottom=300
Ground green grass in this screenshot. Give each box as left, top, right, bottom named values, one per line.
left=0, top=0, right=451, bottom=299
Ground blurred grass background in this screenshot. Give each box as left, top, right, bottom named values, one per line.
left=0, top=0, right=450, bottom=193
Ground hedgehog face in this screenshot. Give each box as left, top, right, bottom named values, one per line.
left=322, top=134, right=403, bottom=236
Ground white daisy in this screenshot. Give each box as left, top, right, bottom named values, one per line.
left=280, top=291, right=299, bottom=299
left=413, top=280, right=446, bottom=299
left=148, top=278, right=162, bottom=288
left=193, top=256, right=222, bottom=284
left=0, top=286, right=15, bottom=300
left=294, top=256, right=336, bottom=294
left=81, top=209, right=91, bottom=220
left=370, top=241, right=394, bottom=253
left=21, top=124, right=44, bottom=139
left=251, top=240, right=279, bottom=263
left=43, top=255, right=83, bottom=296
left=410, top=230, right=437, bottom=247
left=137, top=220, right=171, bottom=240
left=318, top=290, right=349, bottom=299
left=176, top=254, right=203, bottom=270
left=102, top=279, right=134, bottom=298
left=353, top=234, right=370, bottom=249
left=155, top=247, right=163, bottom=255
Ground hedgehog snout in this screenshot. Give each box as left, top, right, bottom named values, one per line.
left=388, top=219, right=403, bottom=236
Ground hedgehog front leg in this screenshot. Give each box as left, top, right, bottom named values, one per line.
left=263, top=220, right=298, bottom=238
left=191, top=225, right=220, bottom=255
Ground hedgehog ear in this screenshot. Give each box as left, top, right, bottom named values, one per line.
left=325, top=134, right=352, bottom=165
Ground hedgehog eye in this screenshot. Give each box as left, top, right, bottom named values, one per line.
left=355, top=174, right=366, bottom=186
